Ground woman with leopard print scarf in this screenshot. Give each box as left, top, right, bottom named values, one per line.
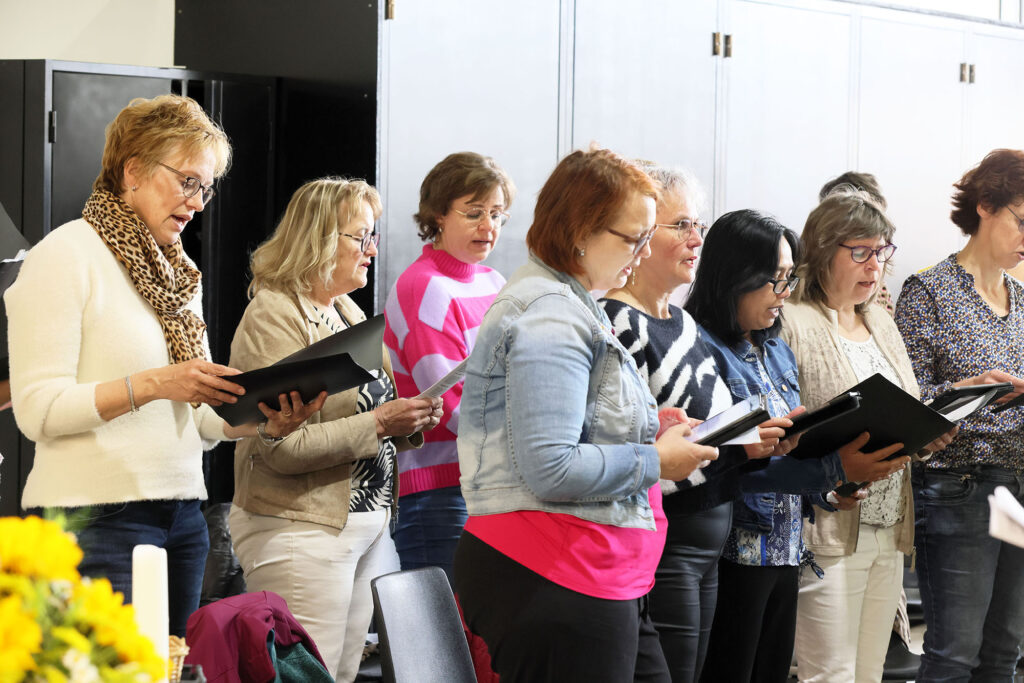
left=5, top=94, right=323, bottom=637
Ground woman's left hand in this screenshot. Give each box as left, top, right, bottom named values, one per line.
left=259, top=390, right=328, bottom=438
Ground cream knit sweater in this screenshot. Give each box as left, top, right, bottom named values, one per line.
left=6, top=219, right=227, bottom=508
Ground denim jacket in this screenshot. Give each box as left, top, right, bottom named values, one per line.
left=699, top=327, right=844, bottom=534
left=457, top=256, right=661, bottom=529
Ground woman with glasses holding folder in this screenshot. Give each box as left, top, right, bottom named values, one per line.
left=5, top=95, right=316, bottom=638
left=895, top=150, right=1024, bottom=682
left=227, top=177, right=441, bottom=682
left=687, top=208, right=908, bottom=683
left=784, top=188, right=952, bottom=683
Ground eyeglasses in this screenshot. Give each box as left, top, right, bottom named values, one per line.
left=452, top=208, right=511, bottom=228
left=838, top=243, right=897, bottom=263
left=158, top=162, right=216, bottom=204
left=341, top=230, right=380, bottom=253
left=654, top=218, right=708, bottom=242
left=1008, top=206, right=1024, bottom=233
left=606, top=225, right=659, bottom=256
left=766, top=276, right=800, bottom=294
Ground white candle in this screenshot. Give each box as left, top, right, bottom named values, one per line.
left=132, top=544, right=169, bottom=682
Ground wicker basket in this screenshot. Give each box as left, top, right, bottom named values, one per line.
left=168, top=635, right=189, bottom=683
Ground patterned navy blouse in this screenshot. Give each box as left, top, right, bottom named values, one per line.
left=895, top=254, right=1024, bottom=475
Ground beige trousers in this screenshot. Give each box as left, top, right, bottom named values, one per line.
left=229, top=505, right=399, bottom=683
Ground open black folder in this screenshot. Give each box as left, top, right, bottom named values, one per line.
left=787, top=373, right=954, bottom=462
left=214, top=314, right=386, bottom=426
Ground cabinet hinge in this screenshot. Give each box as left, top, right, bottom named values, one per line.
left=48, top=110, right=57, bottom=143
left=386, top=0, right=395, bottom=20
left=959, top=62, right=968, bottom=82
left=724, top=34, right=733, bottom=58
left=712, top=32, right=722, bottom=56
left=969, top=64, right=975, bottom=84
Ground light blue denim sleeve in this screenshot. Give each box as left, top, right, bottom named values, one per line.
left=504, top=294, right=660, bottom=502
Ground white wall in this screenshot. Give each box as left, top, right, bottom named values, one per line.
left=0, top=0, right=176, bottom=67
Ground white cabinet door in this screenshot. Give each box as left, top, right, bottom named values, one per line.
left=966, top=28, right=1024, bottom=164
left=572, top=0, right=720, bottom=211
left=378, top=0, right=561, bottom=304
left=857, top=14, right=967, bottom=293
left=721, top=1, right=852, bottom=234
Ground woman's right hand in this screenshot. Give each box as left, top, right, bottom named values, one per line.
left=139, top=358, right=246, bottom=406
left=956, top=369, right=1024, bottom=403
left=373, top=397, right=444, bottom=437
left=655, top=423, right=719, bottom=481
left=837, top=431, right=909, bottom=483
left=743, top=415, right=794, bottom=460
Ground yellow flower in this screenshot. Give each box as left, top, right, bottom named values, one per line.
left=0, top=594, right=42, bottom=678
left=0, top=517, right=81, bottom=582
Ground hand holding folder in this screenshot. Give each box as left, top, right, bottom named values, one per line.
left=214, top=315, right=386, bottom=426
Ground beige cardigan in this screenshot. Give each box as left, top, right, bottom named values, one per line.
left=229, top=288, right=421, bottom=530
left=781, top=300, right=918, bottom=557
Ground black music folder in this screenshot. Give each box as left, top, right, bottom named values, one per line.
left=787, top=373, right=954, bottom=461
left=0, top=201, right=30, bottom=368
left=214, top=314, right=385, bottom=426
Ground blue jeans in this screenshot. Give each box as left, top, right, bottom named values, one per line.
left=74, top=499, right=210, bottom=637
left=912, top=464, right=1024, bottom=682
left=392, top=486, right=467, bottom=586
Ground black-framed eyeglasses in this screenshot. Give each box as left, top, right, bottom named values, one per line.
left=340, top=230, right=380, bottom=253
left=606, top=225, right=659, bottom=256
left=452, top=208, right=511, bottom=228
left=839, top=243, right=897, bottom=263
left=158, top=162, right=216, bottom=204
left=766, top=276, right=800, bottom=294
left=1008, top=206, right=1024, bottom=233
left=654, top=218, right=708, bottom=242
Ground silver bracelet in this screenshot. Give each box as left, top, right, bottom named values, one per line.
left=124, top=375, right=139, bottom=413
left=257, top=421, right=285, bottom=444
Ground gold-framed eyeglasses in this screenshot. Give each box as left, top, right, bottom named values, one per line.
left=158, top=162, right=216, bottom=204
left=340, top=230, right=380, bottom=253
left=838, top=243, right=897, bottom=263
left=606, top=225, right=659, bottom=256
left=655, top=218, right=708, bottom=241
left=452, top=208, right=510, bottom=228
left=766, top=276, right=800, bottom=294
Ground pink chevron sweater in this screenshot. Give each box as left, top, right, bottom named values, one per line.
left=383, top=245, right=506, bottom=496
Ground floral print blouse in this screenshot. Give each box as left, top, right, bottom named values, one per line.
left=895, top=254, right=1024, bottom=475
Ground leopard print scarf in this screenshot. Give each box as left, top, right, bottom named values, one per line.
left=83, top=189, right=208, bottom=364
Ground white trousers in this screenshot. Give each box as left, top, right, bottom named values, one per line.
left=229, top=505, right=399, bottom=683
left=794, top=523, right=903, bottom=683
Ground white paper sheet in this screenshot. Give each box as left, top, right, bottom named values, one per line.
left=416, top=358, right=468, bottom=399
left=988, top=485, right=1024, bottom=549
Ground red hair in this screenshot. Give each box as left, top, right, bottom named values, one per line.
left=527, top=148, right=657, bottom=275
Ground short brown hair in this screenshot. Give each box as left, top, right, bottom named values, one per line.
left=414, top=152, right=515, bottom=242
left=527, top=148, right=657, bottom=276
left=249, top=177, right=382, bottom=298
left=94, top=94, right=231, bottom=194
left=796, top=188, right=895, bottom=315
left=950, top=149, right=1024, bottom=236
left=819, top=171, right=886, bottom=209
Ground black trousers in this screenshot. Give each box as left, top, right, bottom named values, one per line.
left=700, top=559, right=799, bottom=683
left=649, top=502, right=733, bottom=683
left=454, top=531, right=670, bottom=683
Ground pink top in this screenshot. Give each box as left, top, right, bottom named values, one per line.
left=384, top=245, right=506, bottom=495
left=464, top=485, right=667, bottom=600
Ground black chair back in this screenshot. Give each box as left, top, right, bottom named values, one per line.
left=370, top=567, right=476, bottom=683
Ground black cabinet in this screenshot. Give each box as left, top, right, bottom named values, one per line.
left=0, top=60, right=276, bottom=515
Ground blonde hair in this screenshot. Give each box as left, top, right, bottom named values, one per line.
left=248, top=177, right=383, bottom=298
left=795, top=186, right=895, bottom=314
left=94, top=94, right=231, bottom=193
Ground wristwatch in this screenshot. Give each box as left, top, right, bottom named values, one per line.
left=257, top=421, right=285, bottom=444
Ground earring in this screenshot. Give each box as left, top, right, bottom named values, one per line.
left=631, top=268, right=638, bottom=286
left=131, top=185, right=138, bottom=191
left=578, top=247, right=585, bottom=257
